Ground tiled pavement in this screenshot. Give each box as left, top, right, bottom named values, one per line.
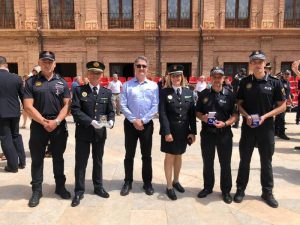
left=0, top=113, right=299, bottom=225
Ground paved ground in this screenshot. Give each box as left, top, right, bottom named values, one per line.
left=0, top=113, right=300, bottom=225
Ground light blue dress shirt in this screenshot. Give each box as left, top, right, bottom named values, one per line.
left=121, top=77, right=159, bottom=124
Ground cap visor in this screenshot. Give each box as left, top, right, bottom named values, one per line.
left=88, top=68, right=103, bottom=73
left=40, top=57, right=55, bottom=61
left=170, top=71, right=183, bottom=76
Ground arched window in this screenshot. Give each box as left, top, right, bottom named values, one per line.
left=225, top=0, right=250, bottom=28
left=284, top=0, right=300, bottom=27
left=108, top=0, right=133, bottom=28
left=167, top=0, right=192, bottom=28
left=0, top=0, right=15, bottom=28
left=49, top=0, right=75, bottom=29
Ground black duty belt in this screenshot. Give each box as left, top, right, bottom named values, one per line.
left=203, top=126, right=230, bottom=134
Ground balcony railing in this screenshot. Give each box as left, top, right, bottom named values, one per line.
left=106, top=13, right=133, bottom=29
left=0, top=11, right=15, bottom=29
left=167, top=12, right=192, bottom=28
left=49, top=13, right=75, bottom=29
left=284, top=13, right=300, bottom=28
left=225, top=12, right=250, bottom=28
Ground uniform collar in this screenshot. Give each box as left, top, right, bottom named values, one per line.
left=210, top=87, right=225, bottom=95
left=251, top=74, right=268, bottom=82
left=89, top=83, right=100, bottom=91
left=172, top=86, right=182, bottom=94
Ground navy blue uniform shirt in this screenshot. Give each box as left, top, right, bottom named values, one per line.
left=23, top=73, right=70, bottom=116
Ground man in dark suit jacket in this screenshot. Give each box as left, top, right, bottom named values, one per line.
left=71, top=61, right=115, bottom=207
left=0, top=56, right=25, bottom=172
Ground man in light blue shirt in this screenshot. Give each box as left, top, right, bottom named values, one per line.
left=120, top=56, right=159, bottom=196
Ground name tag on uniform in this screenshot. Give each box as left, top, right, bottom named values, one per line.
left=184, top=96, right=192, bottom=99
left=101, top=97, right=108, bottom=100
left=264, top=86, right=272, bottom=91
left=219, top=99, right=226, bottom=104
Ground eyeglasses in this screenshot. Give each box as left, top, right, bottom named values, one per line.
left=136, top=64, right=147, bottom=69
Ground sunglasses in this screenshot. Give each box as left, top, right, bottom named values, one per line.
left=136, top=64, right=147, bottom=69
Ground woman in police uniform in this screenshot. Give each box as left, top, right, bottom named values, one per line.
left=159, top=65, right=196, bottom=200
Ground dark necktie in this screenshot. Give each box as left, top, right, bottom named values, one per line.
left=93, top=86, right=98, bottom=97
left=176, top=88, right=181, bottom=97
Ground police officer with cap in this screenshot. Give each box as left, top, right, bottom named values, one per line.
left=264, top=62, right=272, bottom=76
left=159, top=64, right=196, bottom=200
left=234, top=50, right=286, bottom=208
left=24, top=51, right=71, bottom=207
left=275, top=69, right=292, bottom=140
left=71, top=61, right=115, bottom=207
left=196, top=67, right=238, bottom=204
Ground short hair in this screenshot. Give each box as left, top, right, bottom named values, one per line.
left=134, top=56, right=148, bottom=65
left=0, top=56, right=7, bottom=65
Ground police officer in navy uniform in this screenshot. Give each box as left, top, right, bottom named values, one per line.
left=24, top=51, right=71, bottom=207
left=264, top=62, right=273, bottom=76
left=0, top=56, right=26, bottom=172
left=234, top=51, right=286, bottom=208
left=71, top=61, right=115, bottom=207
left=275, top=70, right=292, bottom=140
left=196, top=67, right=238, bottom=204
left=159, top=65, right=196, bottom=200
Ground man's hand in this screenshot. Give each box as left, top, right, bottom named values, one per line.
left=43, top=119, right=57, bottom=132
left=133, top=119, right=144, bottom=131
left=246, top=115, right=253, bottom=127
left=214, top=120, right=226, bottom=128
left=259, top=115, right=266, bottom=126
left=292, top=60, right=300, bottom=76
left=165, top=134, right=174, bottom=142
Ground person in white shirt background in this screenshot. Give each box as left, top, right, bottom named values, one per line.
left=195, top=75, right=207, bottom=93
left=107, top=73, right=123, bottom=116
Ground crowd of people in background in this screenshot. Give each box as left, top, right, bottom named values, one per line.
left=0, top=51, right=300, bottom=210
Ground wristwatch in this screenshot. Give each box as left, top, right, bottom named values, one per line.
left=55, top=119, right=61, bottom=126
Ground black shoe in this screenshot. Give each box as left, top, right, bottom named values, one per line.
left=278, top=134, right=290, bottom=140
left=295, top=146, right=300, bottom=150
left=18, top=164, right=26, bottom=169
left=197, top=189, right=212, bottom=198
left=296, top=120, right=299, bottom=125
left=28, top=191, right=42, bottom=207
left=261, top=193, right=278, bottom=208
left=55, top=187, right=71, bottom=199
left=143, top=184, right=154, bottom=195
left=166, top=188, right=177, bottom=200
left=172, top=182, right=185, bottom=193
left=233, top=189, right=245, bottom=203
left=94, top=188, right=110, bottom=198
left=4, top=166, right=18, bottom=173
left=120, top=181, right=132, bottom=196
left=222, top=193, right=232, bottom=204
left=71, top=193, right=84, bottom=207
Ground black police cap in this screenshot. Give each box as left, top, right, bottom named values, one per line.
left=86, top=61, right=105, bottom=73
left=39, top=51, right=55, bottom=61
left=249, top=50, right=266, bottom=61
left=284, top=69, right=291, bottom=75
left=210, top=67, right=224, bottom=76
left=167, top=64, right=184, bottom=75
left=265, top=62, right=272, bottom=68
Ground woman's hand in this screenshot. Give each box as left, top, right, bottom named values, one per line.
left=187, top=134, right=196, bottom=144
left=165, top=134, right=174, bottom=142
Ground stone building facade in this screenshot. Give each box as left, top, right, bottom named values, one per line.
left=0, top=0, right=299, bottom=78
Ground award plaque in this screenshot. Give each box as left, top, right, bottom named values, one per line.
left=251, top=114, right=260, bottom=127
left=99, top=115, right=109, bottom=128
left=207, top=112, right=216, bottom=125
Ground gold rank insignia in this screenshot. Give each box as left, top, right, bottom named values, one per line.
left=168, top=95, right=173, bottom=100
left=35, top=81, right=42, bottom=87
left=246, top=83, right=252, bottom=89
left=203, top=97, right=208, bottom=104
left=93, top=62, right=100, bottom=68
left=82, top=92, right=87, bottom=97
